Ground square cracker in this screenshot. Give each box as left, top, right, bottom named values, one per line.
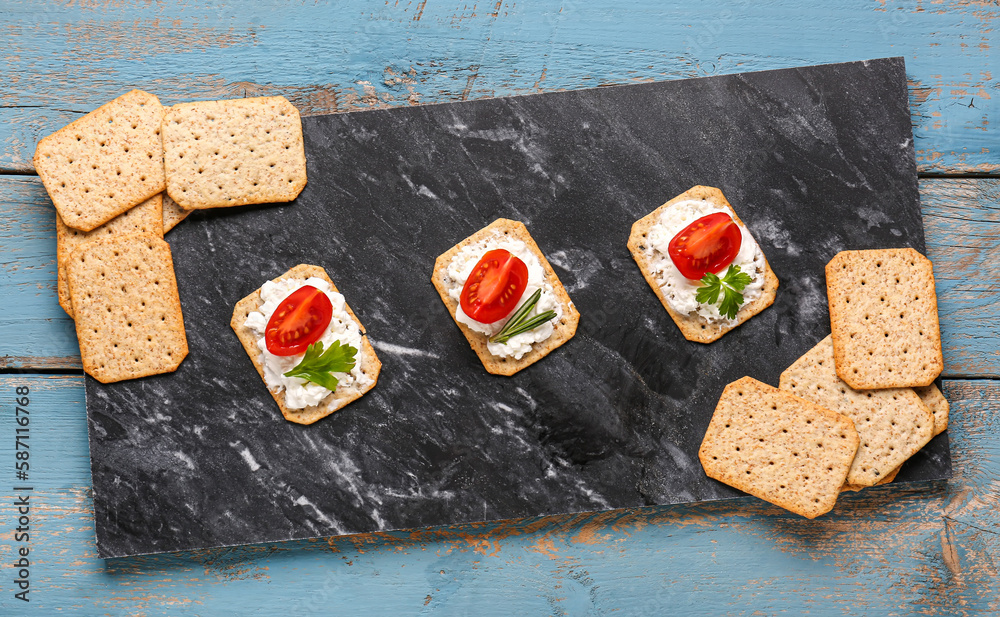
left=914, top=383, right=949, bottom=436
left=231, top=264, right=381, bottom=425
left=162, top=96, right=307, bottom=209
left=627, top=185, right=779, bottom=343
left=779, top=336, right=934, bottom=487
left=842, top=465, right=899, bottom=493
left=67, top=233, right=187, bottom=383
left=57, top=193, right=164, bottom=318
left=430, top=219, right=580, bottom=376
left=826, top=248, right=943, bottom=389
left=162, top=193, right=191, bottom=233
left=698, top=376, right=859, bottom=519
left=34, top=89, right=166, bottom=232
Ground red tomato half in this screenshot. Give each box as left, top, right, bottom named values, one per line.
left=460, top=249, right=529, bottom=323
left=265, top=285, right=334, bottom=356
left=668, top=212, right=743, bottom=280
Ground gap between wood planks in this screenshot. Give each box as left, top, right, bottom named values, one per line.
left=920, top=173, right=1000, bottom=179
left=0, top=367, right=83, bottom=375
left=2, top=167, right=994, bottom=375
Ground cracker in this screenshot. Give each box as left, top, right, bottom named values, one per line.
left=698, top=377, right=859, bottom=519
left=627, top=186, right=779, bottom=343
left=231, top=264, right=381, bottom=425
left=33, top=90, right=166, bottom=232
left=914, top=383, right=949, bottom=436
left=842, top=465, right=900, bottom=493
left=162, top=193, right=191, bottom=233
left=826, top=248, right=943, bottom=389
left=430, top=219, right=580, bottom=376
left=162, top=96, right=307, bottom=209
left=67, top=233, right=187, bottom=383
left=56, top=194, right=164, bottom=318
left=779, top=336, right=934, bottom=487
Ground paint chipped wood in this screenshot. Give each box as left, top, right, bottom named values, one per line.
left=0, top=377, right=997, bottom=613
left=1, top=0, right=998, bottom=614
left=0, top=0, right=995, bottom=173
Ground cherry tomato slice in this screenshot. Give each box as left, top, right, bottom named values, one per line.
left=668, top=212, right=743, bottom=280
left=264, top=285, right=333, bottom=356
left=460, top=249, right=529, bottom=323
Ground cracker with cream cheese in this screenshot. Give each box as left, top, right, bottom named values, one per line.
left=628, top=186, right=779, bottom=343
left=431, top=218, right=580, bottom=376
left=231, top=264, right=381, bottom=425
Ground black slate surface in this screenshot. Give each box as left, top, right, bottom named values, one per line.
left=86, top=57, right=951, bottom=558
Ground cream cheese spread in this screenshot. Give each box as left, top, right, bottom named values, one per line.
left=441, top=235, right=563, bottom=360
left=645, top=199, right=766, bottom=323
left=243, top=276, right=374, bottom=410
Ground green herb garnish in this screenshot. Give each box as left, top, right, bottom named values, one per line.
left=283, top=340, right=357, bottom=391
left=489, top=289, right=557, bottom=345
left=695, top=264, right=753, bottom=319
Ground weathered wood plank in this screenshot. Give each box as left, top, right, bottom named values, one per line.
left=0, top=376, right=995, bottom=614
left=922, top=179, right=1000, bottom=378
left=3, top=175, right=997, bottom=376
left=0, top=176, right=80, bottom=370
left=0, top=0, right=995, bottom=174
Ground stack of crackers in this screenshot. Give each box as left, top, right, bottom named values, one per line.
left=34, top=90, right=307, bottom=383
left=700, top=248, right=947, bottom=518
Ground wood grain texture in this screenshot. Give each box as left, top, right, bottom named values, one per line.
left=1, top=1, right=997, bottom=612
left=0, top=376, right=996, bottom=615
left=922, top=178, right=1000, bottom=378
left=0, top=0, right=995, bottom=174
left=0, top=176, right=81, bottom=370
left=3, top=175, right=998, bottom=376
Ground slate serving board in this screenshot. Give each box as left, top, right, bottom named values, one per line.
left=86, top=57, right=951, bottom=558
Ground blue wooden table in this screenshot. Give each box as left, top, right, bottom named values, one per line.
left=1, top=1, right=998, bottom=614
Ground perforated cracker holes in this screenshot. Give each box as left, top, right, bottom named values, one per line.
left=162, top=96, right=307, bottom=209
left=698, top=377, right=859, bottom=519
left=826, top=248, right=943, bottom=389
left=67, top=233, right=188, bottom=383
left=33, top=90, right=166, bottom=231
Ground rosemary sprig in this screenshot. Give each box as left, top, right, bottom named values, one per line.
left=489, top=289, right=557, bottom=345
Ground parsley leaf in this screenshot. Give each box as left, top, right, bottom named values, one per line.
left=283, top=340, right=357, bottom=391
left=695, top=265, right=753, bottom=319
left=695, top=272, right=723, bottom=306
